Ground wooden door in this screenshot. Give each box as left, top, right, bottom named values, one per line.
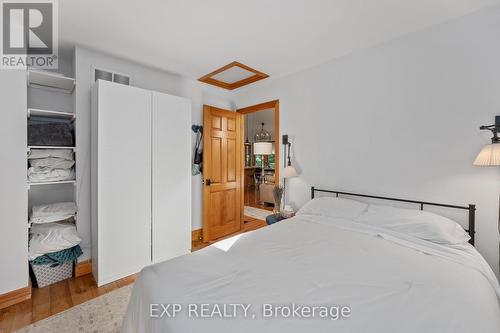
left=203, top=106, right=243, bottom=242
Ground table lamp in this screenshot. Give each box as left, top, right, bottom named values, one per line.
left=254, top=141, right=273, bottom=184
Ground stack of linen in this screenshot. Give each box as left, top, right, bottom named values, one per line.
left=27, top=149, right=75, bottom=183
left=29, top=202, right=82, bottom=287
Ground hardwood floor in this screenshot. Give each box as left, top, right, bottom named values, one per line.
left=1, top=218, right=268, bottom=332
left=0, top=274, right=137, bottom=333
left=192, top=216, right=267, bottom=251
left=244, top=187, right=274, bottom=211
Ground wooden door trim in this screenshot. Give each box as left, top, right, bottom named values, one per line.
left=202, top=106, right=211, bottom=242
left=237, top=100, right=279, bottom=229
left=236, top=99, right=280, bottom=183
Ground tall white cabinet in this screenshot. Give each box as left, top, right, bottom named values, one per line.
left=91, top=80, right=191, bottom=286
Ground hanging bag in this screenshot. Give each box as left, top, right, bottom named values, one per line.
left=192, top=126, right=203, bottom=175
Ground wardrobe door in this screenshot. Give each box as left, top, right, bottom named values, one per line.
left=94, top=81, right=151, bottom=286
left=151, top=92, right=191, bottom=263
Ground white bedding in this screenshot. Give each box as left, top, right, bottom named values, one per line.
left=122, top=214, right=500, bottom=333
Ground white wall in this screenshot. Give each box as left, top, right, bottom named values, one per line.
left=0, top=71, right=28, bottom=294
left=75, top=46, right=234, bottom=249
left=233, top=6, right=500, bottom=275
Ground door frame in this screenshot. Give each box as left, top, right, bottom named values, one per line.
left=237, top=100, right=280, bottom=226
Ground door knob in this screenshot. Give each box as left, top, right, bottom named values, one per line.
left=205, top=178, right=212, bottom=186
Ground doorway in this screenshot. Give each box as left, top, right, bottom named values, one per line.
left=237, top=100, right=279, bottom=225
left=201, top=101, right=279, bottom=243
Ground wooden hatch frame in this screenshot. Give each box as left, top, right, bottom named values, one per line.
left=198, top=61, right=269, bottom=90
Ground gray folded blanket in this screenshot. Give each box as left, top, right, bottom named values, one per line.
left=28, top=122, right=74, bottom=146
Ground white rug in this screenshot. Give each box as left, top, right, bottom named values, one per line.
left=244, top=206, right=271, bottom=220
left=15, top=284, right=133, bottom=333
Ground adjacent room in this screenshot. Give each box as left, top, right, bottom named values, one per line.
left=0, top=1, right=499, bottom=332
left=243, top=109, right=277, bottom=220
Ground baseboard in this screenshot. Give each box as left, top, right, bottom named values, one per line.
left=75, top=260, right=93, bottom=278
left=192, top=228, right=203, bottom=242
left=0, top=284, right=31, bottom=309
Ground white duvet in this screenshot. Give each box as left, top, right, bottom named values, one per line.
left=122, top=214, right=500, bottom=333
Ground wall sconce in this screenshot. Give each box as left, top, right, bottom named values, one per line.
left=282, top=135, right=298, bottom=213
left=474, top=122, right=500, bottom=166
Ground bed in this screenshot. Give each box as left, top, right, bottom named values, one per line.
left=122, top=188, right=500, bottom=333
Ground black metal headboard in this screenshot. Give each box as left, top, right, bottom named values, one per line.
left=311, top=187, right=476, bottom=245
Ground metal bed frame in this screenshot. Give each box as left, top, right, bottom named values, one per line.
left=311, top=187, right=476, bottom=245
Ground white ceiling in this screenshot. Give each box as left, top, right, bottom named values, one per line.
left=60, top=0, right=499, bottom=80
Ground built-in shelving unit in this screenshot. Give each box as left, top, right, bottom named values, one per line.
left=27, top=108, right=75, bottom=120
left=27, top=69, right=76, bottom=94
left=26, top=66, right=79, bottom=285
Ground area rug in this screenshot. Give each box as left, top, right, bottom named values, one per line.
left=244, top=206, right=271, bottom=220
left=15, top=284, right=133, bottom=333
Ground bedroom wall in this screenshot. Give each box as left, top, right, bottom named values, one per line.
left=232, top=5, right=500, bottom=276
left=75, top=46, right=235, bottom=249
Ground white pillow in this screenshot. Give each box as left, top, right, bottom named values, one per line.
left=297, top=197, right=368, bottom=219
left=29, top=222, right=81, bottom=260
left=30, top=202, right=77, bottom=224
left=355, top=204, right=470, bottom=245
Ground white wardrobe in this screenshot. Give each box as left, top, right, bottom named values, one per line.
left=91, top=80, right=191, bottom=286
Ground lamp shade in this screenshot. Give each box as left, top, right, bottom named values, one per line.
left=283, top=165, right=298, bottom=178
left=473, top=143, right=500, bottom=166
left=254, top=142, right=273, bottom=155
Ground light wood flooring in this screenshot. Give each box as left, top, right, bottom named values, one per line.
left=0, top=274, right=137, bottom=333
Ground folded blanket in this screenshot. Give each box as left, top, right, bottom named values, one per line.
left=31, top=245, right=82, bottom=266
left=29, top=222, right=82, bottom=261
left=30, top=202, right=77, bottom=224
left=29, top=157, right=75, bottom=169
left=31, top=215, right=75, bottom=225
left=28, top=122, right=74, bottom=147
left=28, top=167, right=75, bottom=182
left=28, top=149, right=74, bottom=160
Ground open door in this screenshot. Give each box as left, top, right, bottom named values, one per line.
left=203, top=105, right=243, bottom=242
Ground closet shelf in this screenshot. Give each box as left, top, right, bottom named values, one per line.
left=28, top=108, right=75, bottom=120
left=27, top=146, right=76, bottom=151
left=27, top=180, right=76, bottom=189
left=27, top=69, right=76, bottom=94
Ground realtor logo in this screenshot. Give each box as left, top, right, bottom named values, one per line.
left=1, top=0, right=58, bottom=69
